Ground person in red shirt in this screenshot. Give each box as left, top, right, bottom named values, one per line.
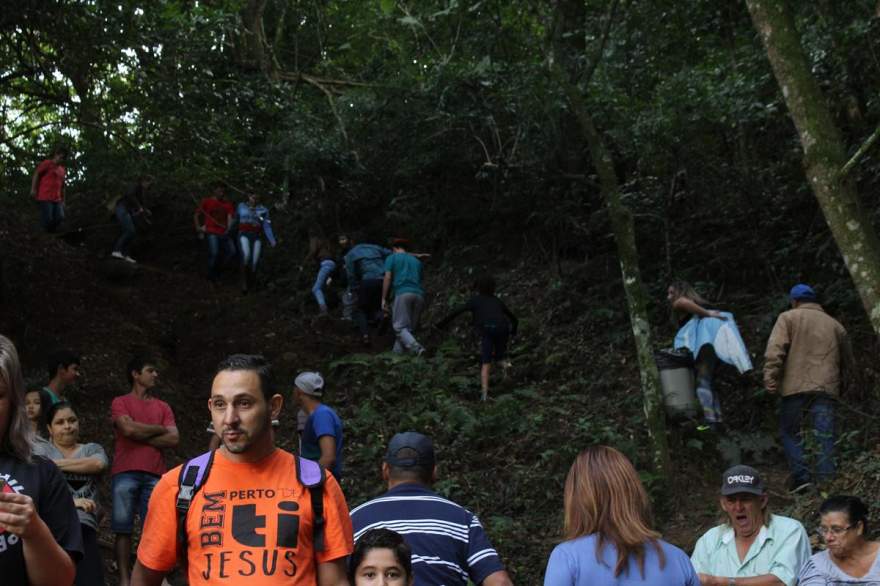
left=110, top=356, right=179, bottom=586
left=30, top=145, right=68, bottom=233
left=193, top=183, right=236, bottom=282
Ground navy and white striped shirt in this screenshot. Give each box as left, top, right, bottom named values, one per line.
left=351, top=483, right=506, bottom=585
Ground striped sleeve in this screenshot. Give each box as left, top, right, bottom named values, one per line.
left=465, top=512, right=505, bottom=584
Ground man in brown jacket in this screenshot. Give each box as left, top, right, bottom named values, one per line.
left=763, top=284, right=852, bottom=493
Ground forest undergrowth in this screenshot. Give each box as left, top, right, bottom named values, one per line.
left=1, top=205, right=879, bottom=585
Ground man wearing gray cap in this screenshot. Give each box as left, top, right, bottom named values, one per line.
left=294, top=371, right=344, bottom=480
left=763, top=283, right=853, bottom=493
left=691, top=465, right=810, bottom=586
left=350, top=432, right=513, bottom=586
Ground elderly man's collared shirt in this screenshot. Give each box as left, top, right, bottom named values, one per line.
left=690, top=514, right=811, bottom=586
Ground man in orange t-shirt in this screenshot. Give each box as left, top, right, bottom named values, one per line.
left=132, top=354, right=352, bottom=586
left=31, top=145, right=68, bottom=232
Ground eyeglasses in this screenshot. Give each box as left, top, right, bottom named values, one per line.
left=816, top=524, right=855, bottom=538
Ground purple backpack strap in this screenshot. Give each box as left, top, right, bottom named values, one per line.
left=295, top=456, right=326, bottom=552
left=177, top=450, right=214, bottom=509
left=296, top=456, right=324, bottom=488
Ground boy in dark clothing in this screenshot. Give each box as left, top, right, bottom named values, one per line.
left=437, top=276, right=518, bottom=400
left=111, top=175, right=153, bottom=263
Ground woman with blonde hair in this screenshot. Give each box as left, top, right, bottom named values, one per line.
left=543, top=446, right=698, bottom=585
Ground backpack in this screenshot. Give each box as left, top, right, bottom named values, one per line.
left=175, top=450, right=326, bottom=564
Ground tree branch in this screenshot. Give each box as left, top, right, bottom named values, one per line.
left=839, top=122, right=880, bottom=179
left=579, top=0, right=619, bottom=86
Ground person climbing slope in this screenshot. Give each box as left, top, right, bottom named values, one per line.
left=235, top=191, right=276, bottom=293
left=667, top=281, right=751, bottom=427
left=436, top=276, right=518, bottom=400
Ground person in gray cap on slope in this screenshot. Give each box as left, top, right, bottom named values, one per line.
left=294, top=371, right=344, bottom=480
left=763, top=284, right=854, bottom=493
left=691, top=465, right=810, bottom=586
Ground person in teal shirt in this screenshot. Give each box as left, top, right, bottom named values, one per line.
left=691, top=465, right=810, bottom=586
left=382, top=238, right=426, bottom=355
left=44, top=349, right=81, bottom=404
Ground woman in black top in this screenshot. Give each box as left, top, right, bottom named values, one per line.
left=437, top=276, right=518, bottom=400
left=0, top=335, right=82, bottom=585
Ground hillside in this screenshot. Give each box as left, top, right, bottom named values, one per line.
left=2, top=202, right=879, bottom=585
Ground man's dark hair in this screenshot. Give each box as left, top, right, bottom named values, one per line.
left=387, top=447, right=433, bottom=485
left=51, top=145, right=68, bottom=157
left=476, top=276, right=496, bottom=296
left=820, top=495, right=870, bottom=533
left=46, top=349, right=80, bottom=380
left=216, top=354, right=275, bottom=399
left=348, top=528, right=413, bottom=584
left=126, top=355, right=156, bottom=385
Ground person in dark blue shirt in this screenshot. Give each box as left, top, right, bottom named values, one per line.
left=350, top=432, right=513, bottom=586
left=293, top=371, right=344, bottom=479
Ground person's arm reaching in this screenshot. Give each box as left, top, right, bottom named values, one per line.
left=381, top=271, right=392, bottom=310
left=0, top=491, right=76, bottom=586
left=672, top=297, right=726, bottom=319
left=436, top=303, right=470, bottom=329
left=482, top=570, right=514, bottom=586
left=131, top=562, right=168, bottom=586
left=30, top=165, right=43, bottom=197
left=500, top=300, right=518, bottom=335
left=318, top=435, right=337, bottom=471
left=763, top=315, right=790, bottom=394
left=316, top=557, right=349, bottom=586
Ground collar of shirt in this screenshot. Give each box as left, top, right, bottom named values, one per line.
left=720, top=524, right=771, bottom=567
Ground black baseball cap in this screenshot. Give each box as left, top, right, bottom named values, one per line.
left=721, top=464, right=765, bottom=496
left=384, top=432, right=435, bottom=469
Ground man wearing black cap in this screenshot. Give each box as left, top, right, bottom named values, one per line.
left=350, top=432, right=513, bottom=586
left=691, top=465, right=810, bottom=586
left=763, top=283, right=853, bottom=493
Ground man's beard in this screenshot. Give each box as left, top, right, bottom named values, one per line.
left=222, top=415, right=270, bottom=453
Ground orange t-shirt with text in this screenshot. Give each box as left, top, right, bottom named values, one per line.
left=137, top=448, right=353, bottom=585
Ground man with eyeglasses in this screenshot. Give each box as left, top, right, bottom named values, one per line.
left=691, top=465, right=811, bottom=586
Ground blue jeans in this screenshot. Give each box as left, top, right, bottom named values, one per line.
left=312, top=259, right=336, bottom=309
left=207, top=233, right=236, bottom=280
left=38, top=201, right=64, bottom=233
left=239, top=233, right=262, bottom=271
left=780, top=393, right=835, bottom=484
left=695, top=346, right=721, bottom=423
left=111, top=471, right=159, bottom=533
left=113, top=202, right=136, bottom=255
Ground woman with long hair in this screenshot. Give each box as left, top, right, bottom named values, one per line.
left=667, top=281, right=751, bottom=426
left=24, top=387, right=53, bottom=439
left=235, top=191, right=276, bottom=293
left=544, top=446, right=698, bottom=585
left=0, top=335, right=81, bottom=585
left=307, top=236, right=338, bottom=315
left=34, top=401, right=108, bottom=585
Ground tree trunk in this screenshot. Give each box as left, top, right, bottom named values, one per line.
left=550, top=62, right=672, bottom=482
left=746, top=0, right=880, bottom=338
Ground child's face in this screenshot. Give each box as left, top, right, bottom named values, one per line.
left=354, top=548, right=410, bottom=586
left=25, top=392, right=41, bottom=421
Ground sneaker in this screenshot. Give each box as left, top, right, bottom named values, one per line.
left=111, top=251, right=125, bottom=260
left=123, top=255, right=137, bottom=264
